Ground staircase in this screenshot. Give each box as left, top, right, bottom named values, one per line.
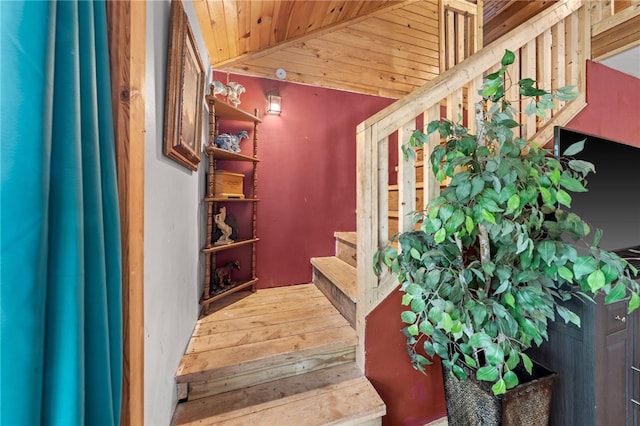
left=311, top=232, right=358, bottom=328
left=355, top=0, right=592, bottom=372
left=172, top=232, right=385, bottom=425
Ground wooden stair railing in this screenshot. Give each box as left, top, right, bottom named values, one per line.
left=355, top=0, right=591, bottom=370
left=440, top=0, right=482, bottom=72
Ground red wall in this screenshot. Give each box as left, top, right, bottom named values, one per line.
left=213, top=73, right=394, bottom=288
left=568, top=60, right=640, bottom=146
left=366, top=289, right=448, bottom=425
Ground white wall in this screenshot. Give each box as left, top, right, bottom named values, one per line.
left=600, top=46, right=640, bottom=79
left=144, top=1, right=209, bottom=424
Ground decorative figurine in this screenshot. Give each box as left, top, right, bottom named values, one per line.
left=212, top=80, right=227, bottom=97
left=214, top=130, right=249, bottom=153
left=214, top=207, right=234, bottom=245
left=226, top=82, right=245, bottom=107
left=211, top=260, right=240, bottom=294
left=211, top=80, right=245, bottom=107
left=211, top=212, right=238, bottom=242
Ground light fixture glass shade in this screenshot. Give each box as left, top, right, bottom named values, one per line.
left=266, top=92, right=282, bottom=115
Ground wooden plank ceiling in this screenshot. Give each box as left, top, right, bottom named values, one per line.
left=193, top=0, right=554, bottom=99
left=483, top=0, right=557, bottom=45
left=194, top=0, right=439, bottom=98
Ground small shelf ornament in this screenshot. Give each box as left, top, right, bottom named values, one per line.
left=213, top=206, right=234, bottom=245
left=215, top=130, right=249, bottom=153
left=211, top=80, right=245, bottom=107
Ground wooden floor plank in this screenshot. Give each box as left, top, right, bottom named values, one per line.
left=187, top=313, right=350, bottom=354
left=197, top=294, right=333, bottom=323
left=205, top=284, right=322, bottom=311
left=202, top=287, right=324, bottom=314
left=204, top=291, right=329, bottom=314
left=193, top=303, right=341, bottom=337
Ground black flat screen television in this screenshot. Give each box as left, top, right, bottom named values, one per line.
left=553, top=126, right=640, bottom=253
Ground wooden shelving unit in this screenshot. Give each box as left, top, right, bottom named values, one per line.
left=201, top=96, right=261, bottom=311
left=202, top=238, right=260, bottom=254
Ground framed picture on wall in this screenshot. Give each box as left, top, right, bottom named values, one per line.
left=163, top=0, right=206, bottom=171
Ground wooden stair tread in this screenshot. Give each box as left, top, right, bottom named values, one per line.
left=176, top=325, right=356, bottom=382
left=172, top=363, right=385, bottom=425
left=334, top=231, right=356, bottom=246
left=173, top=251, right=384, bottom=425
left=176, top=285, right=356, bottom=383
left=185, top=346, right=357, bottom=401
left=334, top=232, right=357, bottom=268
left=310, top=256, right=356, bottom=302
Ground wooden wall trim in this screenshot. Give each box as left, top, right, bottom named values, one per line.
left=106, top=1, right=146, bottom=425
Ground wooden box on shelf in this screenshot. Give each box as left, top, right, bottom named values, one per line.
left=214, top=170, right=244, bottom=199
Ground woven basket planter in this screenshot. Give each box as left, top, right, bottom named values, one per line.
left=443, top=361, right=557, bottom=426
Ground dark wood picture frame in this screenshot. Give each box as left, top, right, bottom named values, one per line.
left=163, top=0, right=206, bottom=171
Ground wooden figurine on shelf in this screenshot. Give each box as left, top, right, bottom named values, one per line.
left=214, top=206, right=234, bottom=245
left=211, top=213, right=238, bottom=242
left=211, top=260, right=240, bottom=294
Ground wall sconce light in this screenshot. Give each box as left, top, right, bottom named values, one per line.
left=266, top=90, right=282, bottom=115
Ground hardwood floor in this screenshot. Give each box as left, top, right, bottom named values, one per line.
left=172, top=283, right=385, bottom=425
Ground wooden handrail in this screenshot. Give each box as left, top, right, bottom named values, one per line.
left=355, top=0, right=591, bottom=370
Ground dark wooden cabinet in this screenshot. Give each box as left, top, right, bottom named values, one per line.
left=200, top=97, right=260, bottom=314
left=548, top=128, right=640, bottom=425
left=529, top=292, right=639, bottom=425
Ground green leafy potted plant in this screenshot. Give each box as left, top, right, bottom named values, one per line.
left=375, top=50, right=640, bottom=423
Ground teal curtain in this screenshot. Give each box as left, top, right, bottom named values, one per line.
left=1, top=1, right=122, bottom=424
